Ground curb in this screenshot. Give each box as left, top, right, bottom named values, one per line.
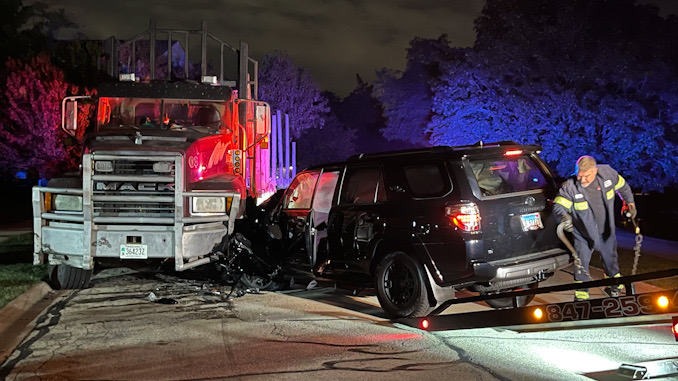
left=0, top=282, right=57, bottom=365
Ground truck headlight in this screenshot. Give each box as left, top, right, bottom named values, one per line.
left=191, top=197, right=226, bottom=215
left=53, top=194, right=83, bottom=212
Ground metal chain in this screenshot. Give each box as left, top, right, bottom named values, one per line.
left=630, top=219, right=643, bottom=276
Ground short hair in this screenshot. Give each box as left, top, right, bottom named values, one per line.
left=576, top=155, right=597, bottom=173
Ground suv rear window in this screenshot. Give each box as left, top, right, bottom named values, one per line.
left=469, top=155, right=548, bottom=196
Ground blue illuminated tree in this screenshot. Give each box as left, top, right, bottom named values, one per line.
left=376, top=35, right=458, bottom=146
left=259, top=51, right=329, bottom=138
left=423, top=0, right=678, bottom=191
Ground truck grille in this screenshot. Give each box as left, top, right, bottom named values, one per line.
left=91, top=154, right=179, bottom=222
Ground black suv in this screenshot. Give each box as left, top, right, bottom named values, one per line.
left=243, top=142, right=570, bottom=318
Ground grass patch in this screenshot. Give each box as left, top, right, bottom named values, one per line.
left=0, top=233, right=33, bottom=254
left=0, top=263, right=47, bottom=309
left=591, top=247, right=678, bottom=290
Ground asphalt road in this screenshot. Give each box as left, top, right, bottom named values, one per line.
left=0, top=264, right=676, bottom=381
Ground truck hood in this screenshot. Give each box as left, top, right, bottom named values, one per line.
left=84, top=128, right=211, bottom=154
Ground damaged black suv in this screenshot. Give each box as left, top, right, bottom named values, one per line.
left=241, top=142, right=570, bottom=318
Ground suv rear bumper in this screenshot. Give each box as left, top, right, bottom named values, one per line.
left=472, top=248, right=570, bottom=283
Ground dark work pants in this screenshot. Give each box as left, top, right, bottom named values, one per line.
left=573, top=233, right=620, bottom=293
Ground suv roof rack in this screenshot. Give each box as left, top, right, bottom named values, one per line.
left=347, top=146, right=452, bottom=161
left=347, top=141, right=542, bottom=162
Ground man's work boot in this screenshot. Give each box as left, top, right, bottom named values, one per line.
left=574, top=290, right=589, bottom=302
left=606, top=285, right=623, bottom=298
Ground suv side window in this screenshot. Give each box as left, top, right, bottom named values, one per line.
left=312, top=170, right=340, bottom=213
left=283, top=171, right=320, bottom=209
left=404, top=161, right=450, bottom=197
left=339, top=166, right=386, bottom=204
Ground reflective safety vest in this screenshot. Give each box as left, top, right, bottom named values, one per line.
left=553, top=164, right=634, bottom=244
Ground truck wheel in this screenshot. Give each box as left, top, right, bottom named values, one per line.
left=375, top=252, right=430, bottom=318
left=238, top=273, right=285, bottom=291
left=482, top=282, right=538, bottom=309
left=49, top=264, right=92, bottom=289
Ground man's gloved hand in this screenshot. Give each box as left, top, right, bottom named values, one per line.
left=627, top=203, right=637, bottom=219
left=561, top=215, right=574, bottom=232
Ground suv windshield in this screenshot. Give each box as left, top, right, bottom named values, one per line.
left=97, top=97, right=231, bottom=132
left=469, top=155, right=548, bottom=196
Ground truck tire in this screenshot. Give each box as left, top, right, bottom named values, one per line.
left=49, top=264, right=92, bottom=289
left=481, top=282, right=538, bottom=309
left=375, top=252, right=431, bottom=318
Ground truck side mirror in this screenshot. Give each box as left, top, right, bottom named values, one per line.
left=61, top=95, right=92, bottom=138
left=255, top=104, right=269, bottom=135
left=64, top=99, right=77, bottom=134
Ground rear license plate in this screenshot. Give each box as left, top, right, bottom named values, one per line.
left=520, top=212, right=544, bottom=231
left=120, top=244, right=148, bottom=259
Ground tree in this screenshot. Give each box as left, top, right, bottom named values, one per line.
left=424, top=0, right=678, bottom=191
left=0, top=55, right=88, bottom=179
left=296, top=114, right=357, bottom=170
left=376, top=35, right=459, bottom=145
left=259, top=51, right=329, bottom=138
left=0, top=0, right=76, bottom=63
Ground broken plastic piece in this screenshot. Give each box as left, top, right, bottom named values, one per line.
left=147, top=292, right=157, bottom=302
left=306, top=280, right=318, bottom=290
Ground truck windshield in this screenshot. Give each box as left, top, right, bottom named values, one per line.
left=97, top=97, right=231, bottom=132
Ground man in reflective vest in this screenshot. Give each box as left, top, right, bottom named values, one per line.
left=554, top=156, right=636, bottom=301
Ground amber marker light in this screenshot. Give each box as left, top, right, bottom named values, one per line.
left=421, top=319, right=430, bottom=330
left=657, top=296, right=669, bottom=309
left=533, top=307, right=544, bottom=320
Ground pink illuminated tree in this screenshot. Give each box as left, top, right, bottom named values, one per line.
left=0, top=54, right=92, bottom=179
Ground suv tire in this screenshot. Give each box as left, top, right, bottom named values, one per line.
left=481, top=282, right=538, bottom=309
left=375, top=252, right=430, bottom=318
left=49, top=264, right=92, bottom=289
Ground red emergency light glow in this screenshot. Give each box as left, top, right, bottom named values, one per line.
left=504, top=149, right=523, bottom=156
left=445, top=203, right=481, bottom=231
left=421, top=319, right=430, bottom=330
left=185, top=135, right=234, bottom=183
left=672, top=316, right=678, bottom=341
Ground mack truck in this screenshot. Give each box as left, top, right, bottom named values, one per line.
left=32, top=20, right=274, bottom=289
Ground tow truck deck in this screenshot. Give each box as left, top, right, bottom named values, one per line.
left=395, top=268, right=678, bottom=379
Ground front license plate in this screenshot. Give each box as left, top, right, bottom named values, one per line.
left=520, top=212, right=544, bottom=231
left=120, top=244, right=148, bottom=259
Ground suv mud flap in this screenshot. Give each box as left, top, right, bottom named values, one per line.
left=424, top=264, right=456, bottom=310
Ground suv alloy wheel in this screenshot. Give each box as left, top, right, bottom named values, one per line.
left=375, top=252, right=431, bottom=318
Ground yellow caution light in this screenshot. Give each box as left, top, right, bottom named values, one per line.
left=533, top=307, right=544, bottom=320
left=657, top=296, right=669, bottom=309
left=44, top=193, right=53, bottom=212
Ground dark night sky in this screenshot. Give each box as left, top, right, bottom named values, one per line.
left=44, top=0, right=678, bottom=97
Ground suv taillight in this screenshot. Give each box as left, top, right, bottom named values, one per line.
left=445, top=203, right=481, bottom=231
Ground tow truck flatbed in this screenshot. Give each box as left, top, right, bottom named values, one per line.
left=396, top=268, right=678, bottom=332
